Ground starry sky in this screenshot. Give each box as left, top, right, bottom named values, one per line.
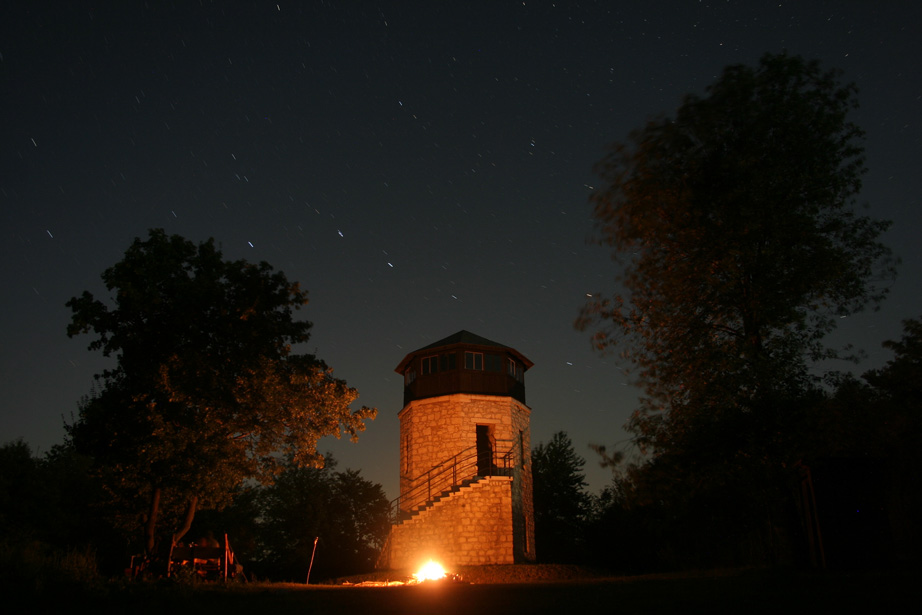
left=2, top=1, right=920, bottom=500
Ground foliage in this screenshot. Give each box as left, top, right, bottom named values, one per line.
left=0, top=442, right=114, bottom=593
left=577, top=54, right=896, bottom=569
left=813, top=317, right=922, bottom=466
left=863, top=316, right=922, bottom=408
left=66, top=229, right=376, bottom=554
left=247, top=455, right=390, bottom=581
left=862, top=317, right=922, bottom=563
left=532, top=431, right=592, bottom=563
left=577, top=53, right=894, bottom=452
left=587, top=318, right=922, bottom=571
left=818, top=317, right=922, bottom=565
left=0, top=440, right=46, bottom=542
left=0, top=442, right=391, bottom=582
left=582, top=481, right=637, bottom=572
left=0, top=441, right=113, bottom=556
left=0, top=540, right=104, bottom=600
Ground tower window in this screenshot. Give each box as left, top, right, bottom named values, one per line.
left=485, top=354, right=502, bottom=372
left=440, top=353, right=456, bottom=371
left=421, top=355, right=438, bottom=375
left=508, top=359, right=524, bottom=382
left=464, top=351, right=483, bottom=370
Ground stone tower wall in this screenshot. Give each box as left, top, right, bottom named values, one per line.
left=382, top=476, right=515, bottom=570
left=398, top=393, right=530, bottom=500
left=390, top=393, right=535, bottom=564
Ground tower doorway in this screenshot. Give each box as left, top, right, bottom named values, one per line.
left=476, top=424, right=495, bottom=476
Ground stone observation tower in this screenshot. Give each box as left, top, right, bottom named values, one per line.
left=376, top=330, right=536, bottom=569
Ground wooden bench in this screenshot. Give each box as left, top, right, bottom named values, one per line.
left=168, top=534, right=240, bottom=581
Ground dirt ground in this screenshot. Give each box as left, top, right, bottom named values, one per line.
left=11, top=566, right=915, bottom=615
left=258, top=569, right=912, bottom=615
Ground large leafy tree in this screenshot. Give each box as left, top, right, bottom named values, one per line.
left=577, top=53, right=894, bottom=456
left=576, top=54, right=895, bottom=566
left=66, top=229, right=375, bottom=555
left=531, top=431, right=592, bottom=563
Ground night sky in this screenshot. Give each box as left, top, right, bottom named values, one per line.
left=2, top=1, right=920, bottom=500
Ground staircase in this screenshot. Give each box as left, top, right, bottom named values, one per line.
left=376, top=474, right=516, bottom=569
left=388, top=441, right=517, bottom=522
left=399, top=476, right=486, bottom=523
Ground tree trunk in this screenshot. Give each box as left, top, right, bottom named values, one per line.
left=144, top=486, right=161, bottom=555
left=171, top=495, right=199, bottom=546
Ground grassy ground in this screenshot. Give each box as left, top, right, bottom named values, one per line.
left=330, top=562, right=609, bottom=585
left=7, top=565, right=916, bottom=615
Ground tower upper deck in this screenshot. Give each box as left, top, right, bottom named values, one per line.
left=394, top=330, right=533, bottom=405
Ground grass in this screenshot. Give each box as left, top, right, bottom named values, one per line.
left=330, top=563, right=609, bottom=585
left=3, top=552, right=915, bottom=615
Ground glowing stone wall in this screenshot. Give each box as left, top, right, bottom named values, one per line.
left=378, top=332, right=537, bottom=570
left=398, top=393, right=532, bottom=509
left=382, top=476, right=516, bottom=568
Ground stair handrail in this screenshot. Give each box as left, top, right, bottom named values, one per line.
left=388, top=439, right=517, bottom=521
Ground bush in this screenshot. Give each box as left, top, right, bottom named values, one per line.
left=0, top=541, right=104, bottom=597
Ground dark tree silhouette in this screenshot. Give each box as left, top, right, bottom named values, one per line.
left=862, top=316, right=922, bottom=565
left=66, top=229, right=376, bottom=557
left=0, top=440, right=48, bottom=543
left=817, top=317, right=922, bottom=566
left=578, top=53, right=894, bottom=455
left=252, top=455, right=390, bottom=581
left=577, top=54, right=895, bottom=567
left=532, top=431, right=592, bottom=563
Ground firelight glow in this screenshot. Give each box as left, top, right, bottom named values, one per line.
left=413, top=560, right=447, bottom=582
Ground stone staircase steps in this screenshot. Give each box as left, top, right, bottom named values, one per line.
left=411, top=478, right=480, bottom=515
left=399, top=476, right=494, bottom=524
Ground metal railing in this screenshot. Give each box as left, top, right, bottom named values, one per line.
left=389, top=440, right=518, bottom=521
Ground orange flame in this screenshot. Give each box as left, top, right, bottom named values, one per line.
left=413, top=560, right=447, bottom=582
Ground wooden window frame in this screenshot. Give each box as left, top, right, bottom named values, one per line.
left=464, top=351, right=483, bottom=370
left=421, top=355, right=438, bottom=375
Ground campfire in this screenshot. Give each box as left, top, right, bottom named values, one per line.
left=413, top=559, right=447, bottom=582
left=341, top=560, right=462, bottom=587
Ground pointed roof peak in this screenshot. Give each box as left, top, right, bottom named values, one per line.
left=418, top=329, right=507, bottom=351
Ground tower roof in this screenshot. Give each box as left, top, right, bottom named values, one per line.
left=419, top=330, right=508, bottom=351
left=395, top=330, right=533, bottom=374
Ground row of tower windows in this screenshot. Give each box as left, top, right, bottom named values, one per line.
left=405, top=351, right=524, bottom=384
